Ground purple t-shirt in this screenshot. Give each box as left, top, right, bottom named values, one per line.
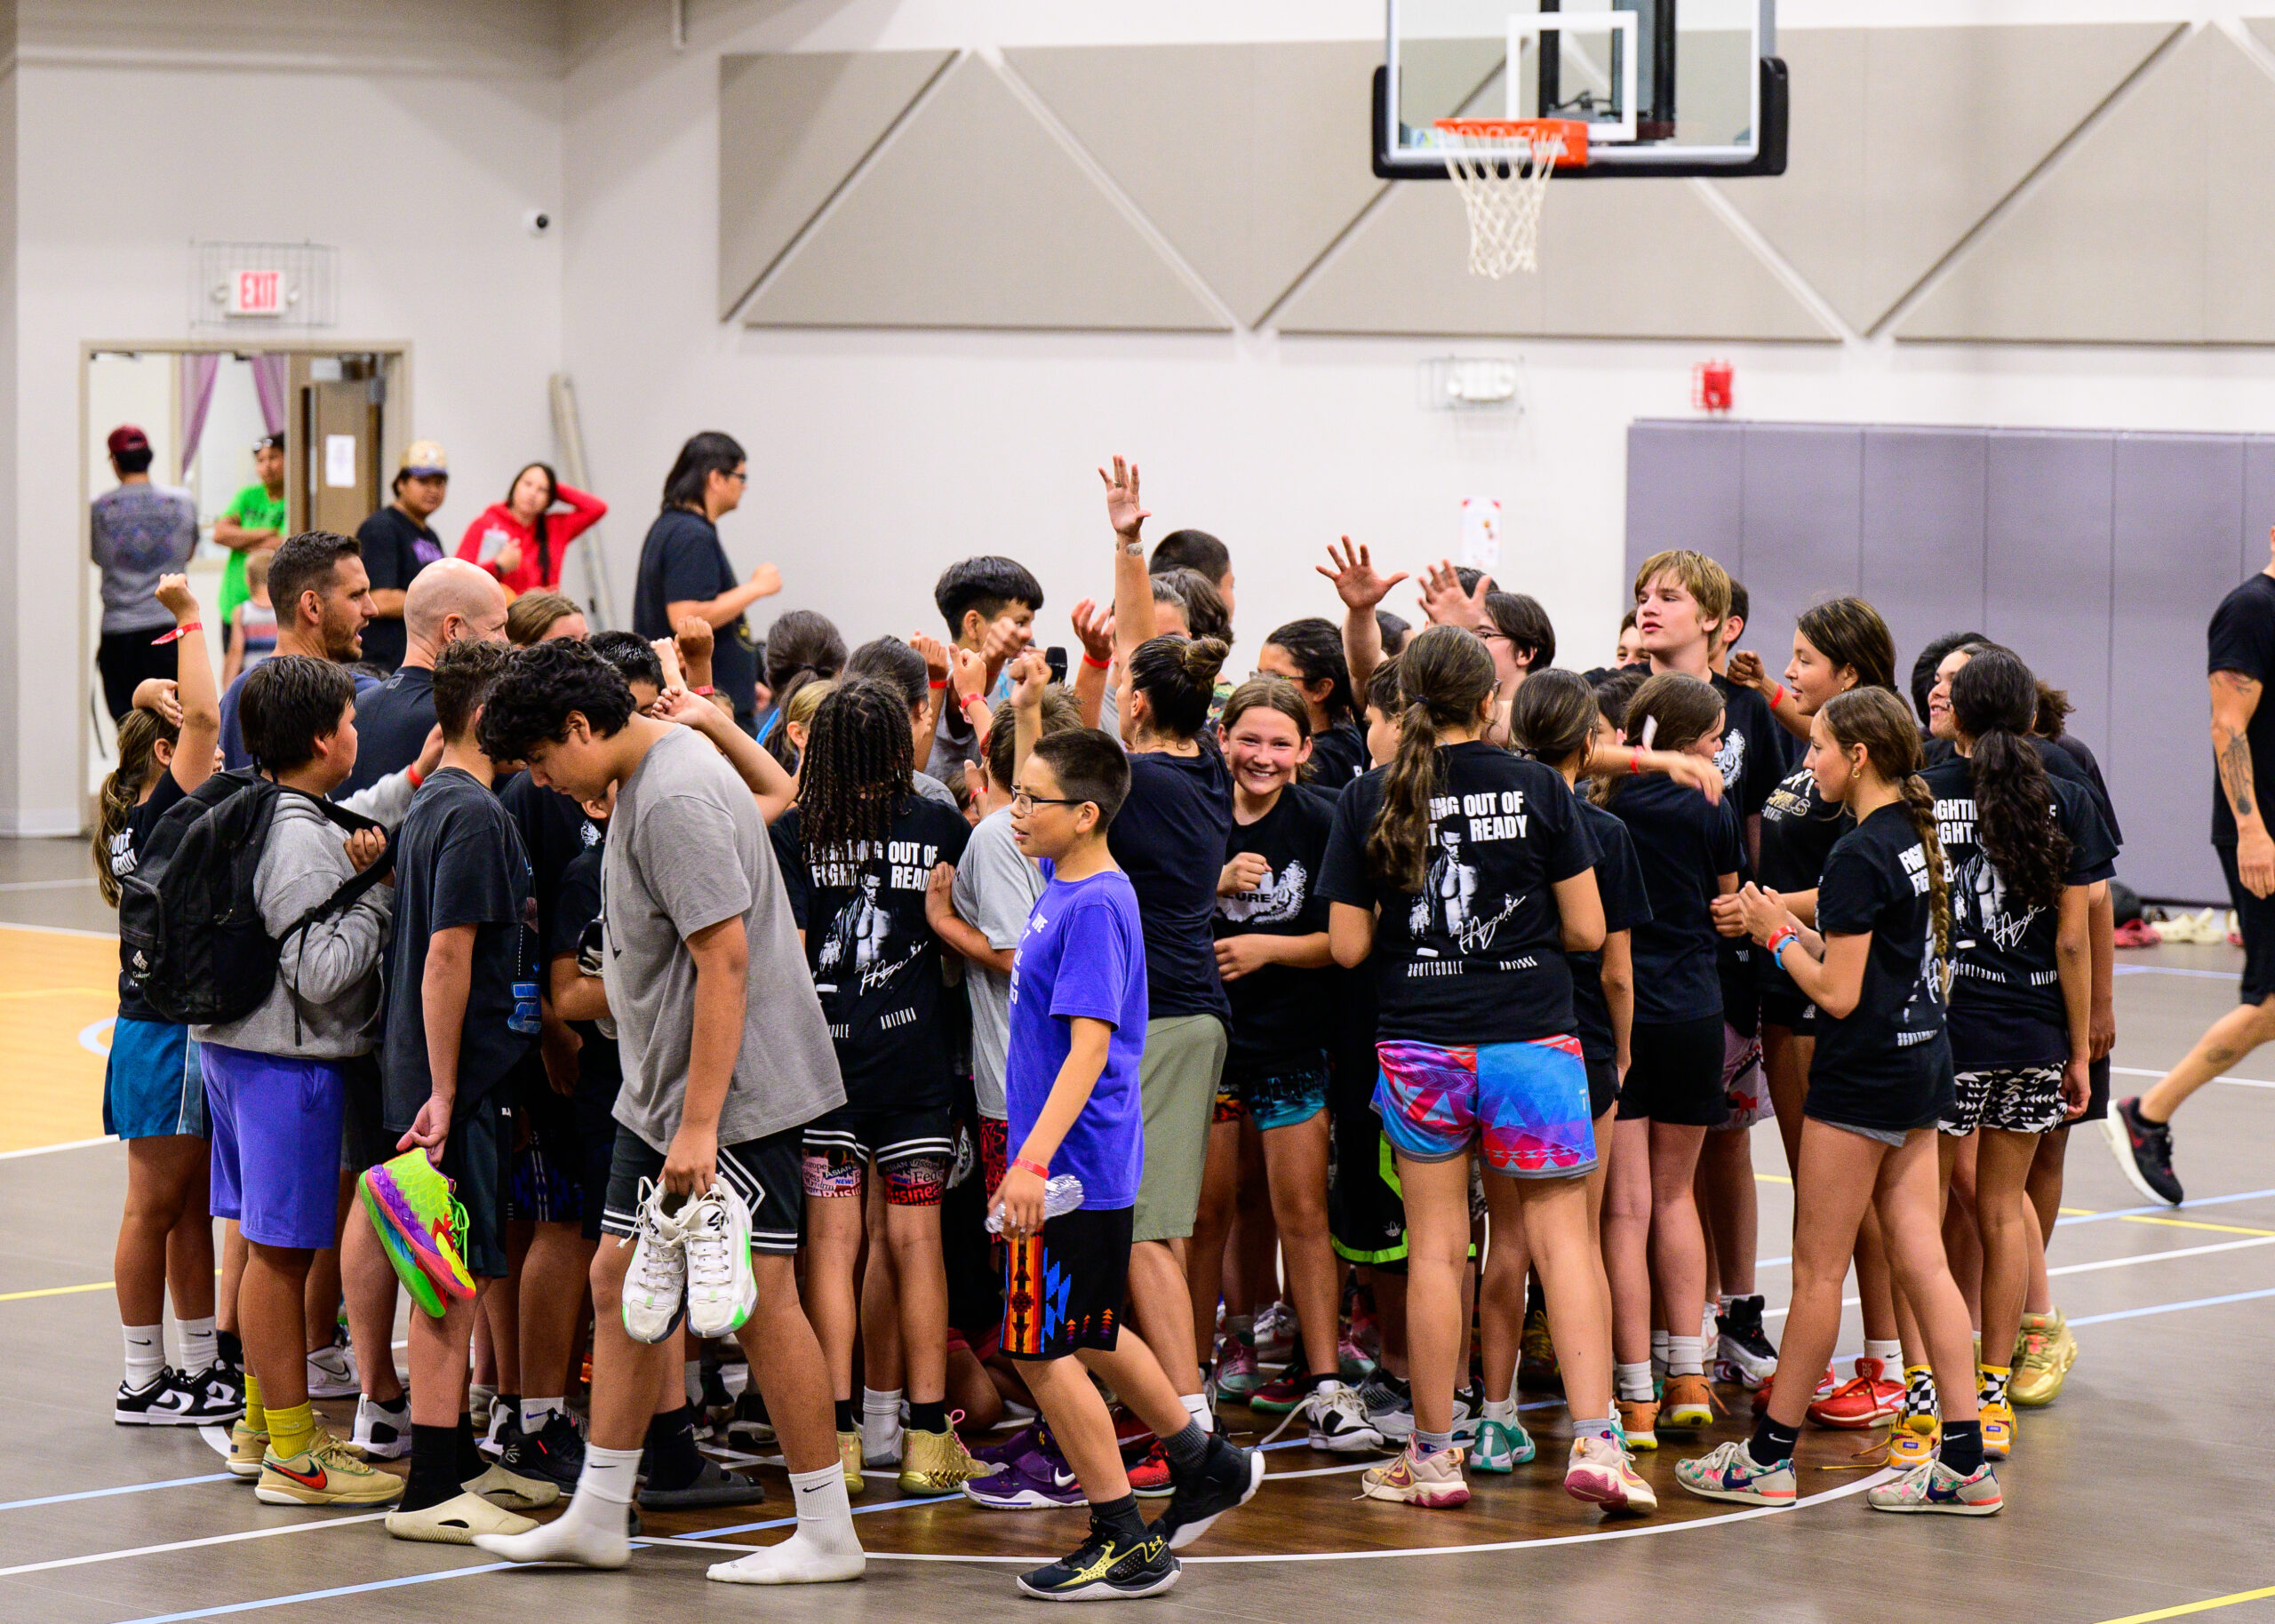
left=1005, top=868, right=1148, bottom=1210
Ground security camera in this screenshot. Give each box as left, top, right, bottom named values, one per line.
left=524, top=209, right=554, bottom=237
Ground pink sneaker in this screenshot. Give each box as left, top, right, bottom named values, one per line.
left=1359, top=1443, right=1470, bottom=1509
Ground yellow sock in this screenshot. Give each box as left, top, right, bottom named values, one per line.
left=268, top=1402, right=318, bottom=1461
left=243, top=1373, right=267, bottom=1432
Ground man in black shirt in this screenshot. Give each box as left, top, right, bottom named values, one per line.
left=2115, top=529, right=2275, bottom=1204
left=357, top=440, right=452, bottom=672
left=632, top=432, right=781, bottom=728
left=345, top=559, right=508, bottom=793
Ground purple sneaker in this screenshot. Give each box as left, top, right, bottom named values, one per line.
left=962, top=1445, right=1084, bottom=1509
left=971, top=1422, right=1046, bottom=1468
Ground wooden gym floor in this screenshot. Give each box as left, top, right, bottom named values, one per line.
left=2, top=836, right=2271, bottom=1623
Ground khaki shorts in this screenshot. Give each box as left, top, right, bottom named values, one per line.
left=1131, top=1015, right=1227, bottom=1244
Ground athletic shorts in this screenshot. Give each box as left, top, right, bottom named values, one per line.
left=1212, top=1075, right=1244, bottom=1126
left=2220, top=842, right=2275, bottom=1004
left=436, top=1091, right=513, bottom=1280
left=339, top=1055, right=395, bottom=1174
left=1757, top=989, right=1816, bottom=1033
left=977, top=1114, right=1010, bottom=1197
left=1617, top=1015, right=1730, bottom=1127
left=1940, top=1063, right=2068, bottom=1138
left=104, top=1017, right=206, bottom=1141
left=1373, top=1034, right=1595, bottom=1178
left=802, top=1103, right=955, bottom=1206
left=1717, top=1023, right=1772, bottom=1131
left=1000, top=1205, right=1134, bottom=1362
left=603, top=1123, right=804, bottom=1255
left=1810, top=1115, right=1912, bottom=1148
left=202, top=1042, right=346, bottom=1252
left=509, top=1063, right=586, bottom=1225
left=573, top=1075, right=623, bottom=1242
left=1584, top=1055, right=1620, bottom=1122
left=1134, top=1015, right=1227, bottom=1244
left=1329, top=1042, right=1407, bottom=1268
left=1225, top=1052, right=1331, bottom=1134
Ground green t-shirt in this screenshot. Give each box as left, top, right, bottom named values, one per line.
left=219, top=482, right=287, bottom=626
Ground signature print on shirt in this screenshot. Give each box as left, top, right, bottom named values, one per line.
left=1934, top=795, right=2037, bottom=954
left=1408, top=791, right=1533, bottom=955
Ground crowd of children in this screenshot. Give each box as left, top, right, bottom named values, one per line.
left=92, top=441, right=2127, bottom=1601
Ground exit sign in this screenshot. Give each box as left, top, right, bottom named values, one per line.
left=228, top=269, right=284, bottom=316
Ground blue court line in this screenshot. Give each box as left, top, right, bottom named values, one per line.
left=2112, top=965, right=2240, bottom=979
left=1753, top=1185, right=2275, bottom=1269
left=0, top=1472, right=230, bottom=1512
left=108, top=1562, right=511, bottom=1623
left=2069, top=1286, right=2275, bottom=1326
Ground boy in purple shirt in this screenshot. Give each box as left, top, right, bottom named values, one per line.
left=976, top=726, right=1260, bottom=1602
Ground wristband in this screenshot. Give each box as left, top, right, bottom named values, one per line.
left=929, top=678, right=948, bottom=689
left=1082, top=652, right=1110, bottom=671
left=150, top=621, right=201, bottom=644
left=1767, top=682, right=1786, bottom=711
left=1010, top=1156, right=1050, bottom=1181
left=962, top=692, right=989, bottom=712
left=1772, top=933, right=1800, bottom=968
left=692, top=685, right=715, bottom=697
left=1629, top=747, right=1643, bottom=775
left=407, top=764, right=425, bottom=790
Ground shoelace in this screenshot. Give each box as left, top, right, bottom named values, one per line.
left=683, top=1192, right=736, bottom=1293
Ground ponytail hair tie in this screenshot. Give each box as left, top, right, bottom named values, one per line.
left=1639, top=715, right=1659, bottom=752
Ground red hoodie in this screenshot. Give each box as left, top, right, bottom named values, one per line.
left=457, top=482, right=607, bottom=595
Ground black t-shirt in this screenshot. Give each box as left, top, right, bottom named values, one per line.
left=381, top=768, right=539, bottom=1129
left=1109, top=745, right=1234, bottom=1025
left=1712, top=673, right=1780, bottom=828
left=2208, top=572, right=2275, bottom=845
left=1607, top=772, right=1743, bottom=1024
left=634, top=509, right=759, bottom=720
left=551, top=839, right=621, bottom=1093
left=1756, top=759, right=1854, bottom=1007
left=1804, top=803, right=1956, bottom=1132
left=499, top=771, right=602, bottom=967
left=1305, top=721, right=1370, bottom=792
left=355, top=507, right=446, bottom=672
left=1320, top=743, right=1597, bottom=1047
left=1212, top=786, right=1336, bottom=1067
left=111, top=770, right=189, bottom=1022
left=772, top=795, right=970, bottom=1110
left=1924, top=733, right=2123, bottom=851
left=344, top=665, right=435, bottom=794
left=1925, top=757, right=2119, bottom=1070
left=1569, top=791, right=1651, bottom=1065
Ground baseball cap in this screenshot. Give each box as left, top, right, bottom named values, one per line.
left=399, top=440, right=449, bottom=478
left=107, top=426, right=151, bottom=458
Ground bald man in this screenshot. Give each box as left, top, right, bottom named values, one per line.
left=342, top=559, right=509, bottom=795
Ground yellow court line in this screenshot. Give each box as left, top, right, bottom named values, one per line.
left=2095, top=1583, right=2275, bottom=1624
left=2061, top=1206, right=2097, bottom=1216
left=0, top=1280, right=115, bottom=1302
left=1754, top=1172, right=1792, bottom=1185
left=2123, top=1215, right=2275, bottom=1238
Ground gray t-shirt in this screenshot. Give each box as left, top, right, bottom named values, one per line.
left=949, top=806, right=1042, bottom=1118
left=91, top=482, right=197, bottom=634
left=603, top=727, right=843, bottom=1151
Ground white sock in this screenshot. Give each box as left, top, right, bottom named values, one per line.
left=472, top=1444, right=637, bottom=1568
left=1717, top=1294, right=1740, bottom=1316
left=1702, top=1302, right=1719, bottom=1340
left=522, top=1396, right=565, bottom=1432
left=178, top=1315, right=218, bottom=1376
left=123, top=1324, right=165, bottom=1389
left=1616, top=1362, right=1655, bottom=1403
left=1863, top=1339, right=1902, bottom=1372
left=1481, top=1396, right=1518, bottom=1423
left=706, top=1462, right=865, bottom=1585
left=1182, top=1391, right=1214, bottom=1433
left=1666, top=1336, right=1706, bottom=1378
left=861, top=1388, right=903, bottom=1460
left=685, top=1360, right=704, bottom=1407
left=1649, top=1328, right=1669, bottom=1378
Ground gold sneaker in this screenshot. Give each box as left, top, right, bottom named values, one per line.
left=2009, top=1310, right=2076, bottom=1407
left=254, top=1430, right=406, bottom=1507
left=899, top=1424, right=984, bottom=1496
left=837, top=1428, right=866, bottom=1495
left=227, top=1420, right=268, bottom=1480
left=1980, top=1398, right=2016, bottom=1460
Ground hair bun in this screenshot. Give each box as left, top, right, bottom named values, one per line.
left=1183, top=635, right=1230, bottom=684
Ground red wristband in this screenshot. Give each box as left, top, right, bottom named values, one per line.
left=1767, top=682, right=1786, bottom=710
left=1082, top=653, right=1109, bottom=671
left=407, top=764, right=425, bottom=789
left=151, top=622, right=201, bottom=644
left=692, top=685, right=715, bottom=697
left=1011, top=1157, right=1050, bottom=1181
left=1629, top=747, right=1643, bottom=775
left=929, top=677, right=948, bottom=689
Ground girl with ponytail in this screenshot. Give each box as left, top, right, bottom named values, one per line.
left=1319, top=627, right=1637, bottom=1512
left=1920, top=646, right=2113, bottom=1461
left=96, top=573, right=235, bottom=1425
left=1678, top=687, right=2003, bottom=1517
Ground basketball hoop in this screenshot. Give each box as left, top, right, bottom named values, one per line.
left=1433, top=118, right=1587, bottom=280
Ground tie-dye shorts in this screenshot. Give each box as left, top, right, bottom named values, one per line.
left=1373, top=1034, right=1596, bottom=1178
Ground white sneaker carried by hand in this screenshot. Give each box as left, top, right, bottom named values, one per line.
left=683, top=1179, right=757, bottom=1337
left=622, top=1178, right=690, bottom=1344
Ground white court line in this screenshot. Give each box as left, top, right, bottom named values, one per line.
left=0, top=1134, right=116, bottom=1159
left=0, top=876, right=96, bottom=891
left=0, top=919, right=120, bottom=940
left=2110, top=1064, right=2275, bottom=1090
left=1763, top=1233, right=2275, bottom=1320
left=0, top=1511, right=388, bottom=1578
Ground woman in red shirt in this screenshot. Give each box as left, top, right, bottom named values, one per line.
left=457, top=461, right=606, bottom=594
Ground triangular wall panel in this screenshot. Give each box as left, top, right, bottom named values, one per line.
left=1003, top=42, right=1389, bottom=328
left=1717, top=23, right=2178, bottom=333
left=717, top=50, right=954, bottom=320
left=1899, top=26, right=2275, bottom=343
left=746, top=56, right=1227, bottom=331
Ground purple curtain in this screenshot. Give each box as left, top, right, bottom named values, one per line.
left=250, top=353, right=288, bottom=436
left=176, top=353, right=221, bottom=481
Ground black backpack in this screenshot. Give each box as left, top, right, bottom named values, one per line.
left=119, top=770, right=393, bottom=1027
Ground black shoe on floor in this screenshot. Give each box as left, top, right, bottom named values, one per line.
left=2110, top=1096, right=2184, bottom=1206
left=1016, top=1517, right=1179, bottom=1601
left=639, top=1457, right=767, bottom=1509
left=1155, top=1434, right=1265, bottom=1551
left=116, top=1366, right=242, bottom=1426
left=500, top=1409, right=587, bottom=1492
left=724, top=1389, right=775, bottom=1448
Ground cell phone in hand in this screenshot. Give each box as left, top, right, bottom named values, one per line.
left=1045, top=646, right=1068, bottom=685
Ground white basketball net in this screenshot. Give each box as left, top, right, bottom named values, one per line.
left=1438, top=125, right=1566, bottom=280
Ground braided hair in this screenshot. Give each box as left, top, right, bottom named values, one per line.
left=794, top=678, right=911, bottom=856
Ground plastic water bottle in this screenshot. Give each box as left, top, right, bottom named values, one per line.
left=986, top=1173, right=1085, bottom=1233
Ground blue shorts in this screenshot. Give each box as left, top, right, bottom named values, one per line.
left=202, top=1042, right=346, bottom=1251
left=103, top=1017, right=206, bottom=1141
left=1225, top=1053, right=1331, bottom=1134
left=1373, top=1035, right=1596, bottom=1178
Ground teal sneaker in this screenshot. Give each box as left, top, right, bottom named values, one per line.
left=1470, top=1415, right=1536, bottom=1473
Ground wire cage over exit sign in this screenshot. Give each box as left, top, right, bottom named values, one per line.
left=189, top=242, right=338, bottom=330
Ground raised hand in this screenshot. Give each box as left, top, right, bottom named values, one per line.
left=1727, top=649, right=1768, bottom=692
left=674, top=615, right=715, bottom=665
left=1099, top=455, right=1150, bottom=544
left=1317, top=536, right=1409, bottom=613
left=746, top=562, right=783, bottom=598
left=954, top=645, right=991, bottom=704
left=154, top=573, right=200, bottom=623
left=1009, top=649, right=1050, bottom=711
left=1419, top=559, right=1492, bottom=629
left=910, top=633, right=952, bottom=687
left=1070, top=598, right=1115, bottom=665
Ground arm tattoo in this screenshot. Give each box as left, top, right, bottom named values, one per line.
left=2215, top=672, right=2264, bottom=820
left=2221, top=733, right=2257, bottom=818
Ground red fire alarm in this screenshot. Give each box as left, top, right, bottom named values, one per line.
left=1693, top=359, right=1734, bottom=414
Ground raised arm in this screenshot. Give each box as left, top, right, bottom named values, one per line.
left=1069, top=599, right=1114, bottom=731
left=1007, top=650, right=1049, bottom=792
left=2212, top=669, right=2271, bottom=896
left=1102, top=456, right=1153, bottom=742
left=652, top=686, right=795, bottom=823
left=154, top=575, right=220, bottom=797
left=1317, top=536, right=1406, bottom=692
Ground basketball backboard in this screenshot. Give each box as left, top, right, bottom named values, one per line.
left=1377, top=0, right=1786, bottom=179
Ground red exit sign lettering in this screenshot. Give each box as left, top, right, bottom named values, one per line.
left=229, top=269, right=283, bottom=316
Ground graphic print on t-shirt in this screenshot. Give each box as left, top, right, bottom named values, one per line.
left=1220, top=856, right=1311, bottom=926
left=1895, top=839, right=1947, bottom=1037
left=1408, top=790, right=1537, bottom=957
left=809, top=840, right=941, bottom=1019
left=1714, top=727, right=1749, bottom=804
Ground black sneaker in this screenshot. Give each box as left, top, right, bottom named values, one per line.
left=1016, top=1517, right=1179, bottom=1601
left=184, top=1362, right=247, bottom=1421
left=639, top=1457, right=767, bottom=1509
left=116, top=1366, right=239, bottom=1426
left=698, top=1359, right=734, bottom=1437
left=1154, top=1434, right=1265, bottom=1551
left=724, top=1389, right=775, bottom=1448
left=500, top=1409, right=587, bottom=1492
left=2110, top=1097, right=2183, bottom=1206
left=480, top=1395, right=520, bottom=1459
left=1714, top=1295, right=1779, bottom=1390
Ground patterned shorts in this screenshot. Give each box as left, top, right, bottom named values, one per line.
left=1717, top=1023, right=1772, bottom=1131
left=1940, top=1063, right=2067, bottom=1138
left=1373, top=1035, right=1596, bottom=1178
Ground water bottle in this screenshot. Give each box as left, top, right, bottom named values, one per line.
left=986, top=1173, right=1086, bottom=1233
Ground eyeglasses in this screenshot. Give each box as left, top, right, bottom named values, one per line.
left=1010, top=790, right=1086, bottom=813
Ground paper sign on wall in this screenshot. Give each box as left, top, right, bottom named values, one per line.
left=1460, top=497, right=1501, bottom=572
left=324, top=434, right=358, bottom=489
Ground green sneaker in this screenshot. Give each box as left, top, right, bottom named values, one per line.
left=361, top=1150, right=474, bottom=1315
left=359, top=1175, right=443, bottom=1318
left=1470, top=1415, right=1536, bottom=1473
